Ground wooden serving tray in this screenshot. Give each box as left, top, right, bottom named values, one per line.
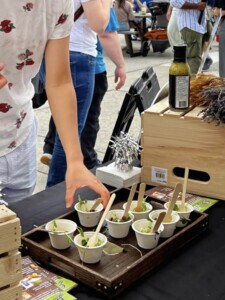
left=21, top=188, right=209, bottom=297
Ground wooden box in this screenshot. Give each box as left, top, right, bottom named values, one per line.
left=21, top=188, right=209, bottom=298
left=0, top=205, right=22, bottom=300
left=141, top=98, right=225, bottom=200
left=0, top=206, right=21, bottom=254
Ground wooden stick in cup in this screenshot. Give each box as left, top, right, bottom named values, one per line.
left=163, top=182, right=183, bottom=223
left=151, top=211, right=166, bottom=233
left=121, top=183, right=138, bottom=221
left=87, top=193, right=116, bottom=247
left=134, top=183, right=146, bottom=212
left=90, top=198, right=102, bottom=212
left=180, top=168, right=189, bottom=211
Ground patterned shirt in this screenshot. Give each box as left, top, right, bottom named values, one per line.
left=171, top=0, right=206, bottom=34
left=0, top=1, right=74, bottom=156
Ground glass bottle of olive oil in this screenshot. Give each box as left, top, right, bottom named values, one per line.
left=169, top=45, right=190, bottom=110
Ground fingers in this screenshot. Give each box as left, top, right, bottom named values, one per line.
left=86, top=179, right=110, bottom=208
left=115, top=75, right=126, bottom=90
left=65, top=184, right=77, bottom=208
left=65, top=176, right=110, bottom=209
left=116, top=80, right=124, bottom=90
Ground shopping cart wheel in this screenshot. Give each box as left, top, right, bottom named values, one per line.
left=141, top=41, right=150, bottom=57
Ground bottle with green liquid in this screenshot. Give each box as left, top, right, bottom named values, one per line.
left=169, top=45, right=191, bottom=110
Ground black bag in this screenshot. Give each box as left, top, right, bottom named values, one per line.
left=31, top=73, right=47, bottom=109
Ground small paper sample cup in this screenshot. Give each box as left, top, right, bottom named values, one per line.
left=74, top=231, right=107, bottom=264
left=149, top=209, right=180, bottom=238
left=164, top=200, right=194, bottom=227
left=106, top=209, right=134, bottom=238
left=132, top=219, right=164, bottom=249
left=45, top=219, right=77, bottom=250
left=74, top=200, right=104, bottom=228
left=122, top=201, right=152, bottom=221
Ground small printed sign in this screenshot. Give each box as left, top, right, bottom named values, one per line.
left=151, top=167, right=167, bottom=184
left=21, top=256, right=77, bottom=300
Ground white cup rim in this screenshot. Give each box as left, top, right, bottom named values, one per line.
left=122, top=201, right=152, bottom=214
left=74, top=201, right=104, bottom=213
left=164, top=200, right=194, bottom=214
left=149, top=209, right=180, bottom=225
left=74, top=231, right=107, bottom=249
left=45, top=219, right=77, bottom=234
left=132, top=219, right=164, bottom=235
left=106, top=209, right=134, bottom=224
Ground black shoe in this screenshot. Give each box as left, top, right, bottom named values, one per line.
left=96, top=159, right=102, bottom=167
left=203, top=57, right=213, bottom=71
left=131, top=34, right=137, bottom=40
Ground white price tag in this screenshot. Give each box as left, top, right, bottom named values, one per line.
left=151, top=167, right=167, bottom=184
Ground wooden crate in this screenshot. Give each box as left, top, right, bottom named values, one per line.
left=0, top=205, right=22, bottom=300
left=21, top=189, right=209, bottom=297
left=0, top=206, right=21, bottom=254
left=141, top=98, right=225, bottom=200
left=0, top=284, right=22, bottom=300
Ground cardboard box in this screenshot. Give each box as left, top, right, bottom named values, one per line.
left=141, top=98, right=225, bottom=200
left=0, top=205, right=22, bottom=300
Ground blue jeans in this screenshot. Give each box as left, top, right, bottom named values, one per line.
left=47, top=51, right=96, bottom=187
left=80, top=71, right=108, bottom=169
left=118, top=22, right=130, bottom=31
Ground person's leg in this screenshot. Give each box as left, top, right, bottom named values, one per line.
left=47, top=52, right=96, bottom=187
left=202, top=16, right=213, bottom=71
left=70, top=51, right=96, bottom=135
left=43, top=117, right=56, bottom=154
left=0, top=117, right=37, bottom=205
left=80, top=71, right=108, bottom=169
left=219, top=20, right=225, bottom=78
left=167, top=8, right=183, bottom=47
left=46, top=132, right=67, bottom=187
left=181, top=28, right=203, bottom=74
left=40, top=116, right=56, bottom=166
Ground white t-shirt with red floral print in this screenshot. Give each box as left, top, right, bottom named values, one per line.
left=0, top=0, right=74, bottom=156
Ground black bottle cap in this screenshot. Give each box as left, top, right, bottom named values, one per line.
left=173, top=44, right=187, bottom=62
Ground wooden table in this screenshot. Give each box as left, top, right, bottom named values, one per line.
left=134, top=12, right=152, bottom=34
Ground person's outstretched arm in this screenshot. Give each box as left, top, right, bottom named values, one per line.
left=98, top=31, right=126, bottom=90
left=44, top=36, right=110, bottom=208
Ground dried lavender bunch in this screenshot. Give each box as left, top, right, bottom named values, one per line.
left=200, top=87, right=225, bottom=125
left=110, top=132, right=141, bottom=172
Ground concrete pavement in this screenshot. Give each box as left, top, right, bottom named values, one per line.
left=34, top=36, right=219, bottom=195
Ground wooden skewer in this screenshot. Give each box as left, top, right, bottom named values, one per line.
left=151, top=211, right=166, bottom=233
left=134, top=183, right=146, bottom=212
left=180, top=168, right=189, bottom=211
left=163, top=183, right=183, bottom=223
left=121, top=183, right=137, bottom=221
left=87, top=193, right=116, bottom=247
left=89, top=198, right=102, bottom=212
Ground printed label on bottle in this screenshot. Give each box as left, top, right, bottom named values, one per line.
left=169, top=75, right=190, bottom=109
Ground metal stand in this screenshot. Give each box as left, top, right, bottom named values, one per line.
left=102, top=67, right=160, bottom=163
